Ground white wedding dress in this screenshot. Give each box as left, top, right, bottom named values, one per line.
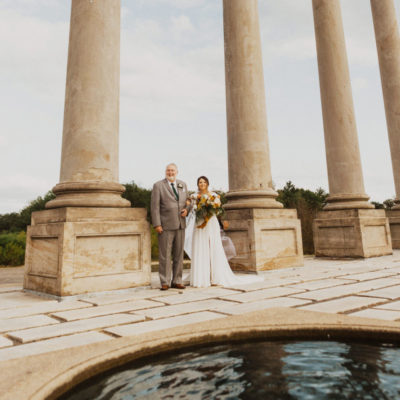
left=185, top=212, right=263, bottom=288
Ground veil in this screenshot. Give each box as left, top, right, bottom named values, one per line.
left=184, top=209, right=196, bottom=259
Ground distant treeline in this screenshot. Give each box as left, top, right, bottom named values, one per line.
left=0, top=181, right=395, bottom=266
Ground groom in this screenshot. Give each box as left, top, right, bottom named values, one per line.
left=151, top=163, right=191, bottom=290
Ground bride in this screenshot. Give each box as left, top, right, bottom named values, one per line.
left=185, top=176, right=263, bottom=288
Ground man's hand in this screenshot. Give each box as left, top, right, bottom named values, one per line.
left=155, top=226, right=163, bottom=234
left=181, top=209, right=188, bottom=217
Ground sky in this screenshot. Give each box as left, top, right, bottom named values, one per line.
left=0, top=0, right=399, bottom=214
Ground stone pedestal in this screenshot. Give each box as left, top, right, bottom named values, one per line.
left=24, top=208, right=151, bottom=297
left=313, top=209, right=392, bottom=258
left=386, top=210, right=400, bottom=249
left=226, top=209, right=303, bottom=272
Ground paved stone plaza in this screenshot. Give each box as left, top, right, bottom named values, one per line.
left=1, top=253, right=400, bottom=363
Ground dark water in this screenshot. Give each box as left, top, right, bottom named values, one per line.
left=61, top=341, right=400, bottom=400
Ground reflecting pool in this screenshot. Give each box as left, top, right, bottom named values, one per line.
left=61, top=340, right=400, bottom=399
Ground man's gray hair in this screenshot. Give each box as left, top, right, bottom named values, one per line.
left=166, top=163, right=178, bottom=171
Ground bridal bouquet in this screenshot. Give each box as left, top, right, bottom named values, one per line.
left=195, top=192, right=224, bottom=228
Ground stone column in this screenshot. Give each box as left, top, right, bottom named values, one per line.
left=312, top=0, right=392, bottom=257
left=370, top=0, right=400, bottom=247
left=46, top=0, right=129, bottom=209
left=222, top=0, right=303, bottom=271
left=23, top=0, right=151, bottom=296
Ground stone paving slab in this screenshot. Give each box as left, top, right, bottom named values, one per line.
left=376, top=300, right=400, bottom=311
left=0, top=300, right=92, bottom=320
left=349, top=308, right=400, bottom=321
left=287, top=278, right=356, bottom=291
left=362, top=285, right=400, bottom=300
left=214, top=297, right=311, bottom=315
left=79, top=289, right=177, bottom=306
left=293, top=278, right=400, bottom=301
left=0, top=315, right=59, bottom=333
left=9, top=313, right=145, bottom=343
left=157, top=288, right=239, bottom=305
left=105, top=311, right=225, bottom=337
left=0, top=332, right=111, bottom=362
left=298, top=296, right=385, bottom=314
left=134, top=299, right=234, bottom=320
left=341, top=271, right=400, bottom=281
left=226, top=278, right=301, bottom=292
left=52, top=299, right=163, bottom=322
left=0, top=286, right=21, bottom=293
left=0, top=337, right=13, bottom=349
left=0, top=292, right=53, bottom=310
left=220, top=287, right=306, bottom=303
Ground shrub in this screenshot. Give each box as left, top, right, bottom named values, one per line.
left=276, top=181, right=328, bottom=254
left=0, top=231, right=26, bottom=266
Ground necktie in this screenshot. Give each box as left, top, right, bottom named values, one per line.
left=171, top=183, right=179, bottom=200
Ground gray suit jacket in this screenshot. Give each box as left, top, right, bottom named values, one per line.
left=151, top=179, right=191, bottom=230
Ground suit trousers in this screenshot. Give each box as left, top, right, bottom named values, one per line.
left=158, top=229, right=185, bottom=286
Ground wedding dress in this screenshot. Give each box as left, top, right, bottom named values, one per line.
left=185, top=212, right=262, bottom=288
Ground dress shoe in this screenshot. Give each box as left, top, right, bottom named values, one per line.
left=171, top=283, right=185, bottom=289
left=160, top=285, right=169, bottom=291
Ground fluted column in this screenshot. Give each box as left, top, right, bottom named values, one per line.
left=312, top=0, right=373, bottom=210
left=371, top=0, right=400, bottom=208
left=46, top=0, right=129, bottom=208
left=223, top=0, right=281, bottom=210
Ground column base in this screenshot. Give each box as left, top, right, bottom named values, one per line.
left=23, top=207, right=151, bottom=297
left=386, top=209, right=400, bottom=249
left=313, top=209, right=392, bottom=258
left=224, top=208, right=304, bottom=272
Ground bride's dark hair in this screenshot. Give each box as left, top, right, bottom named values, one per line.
left=197, top=176, right=209, bottom=186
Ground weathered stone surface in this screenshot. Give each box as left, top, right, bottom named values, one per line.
left=158, top=289, right=239, bottom=305
left=293, top=277, right=399, bottom=301
left=106, top=311, right=225, bottom=337
left=0, top=315, right=59, bottom=333
left=214, top=297, right=310, bottom=315
left=79, top=290, right=172, bottom=306
left=52, top=299, right=162, bottom=321
left=0, top=292, right=52, bottom=310
left=343, top=270, right=399, bottom=281
left=313, top=209, right=392, bottom=258
left=134, top=299, right=234, bottom=320
left=349, top=308, right=400, bottom=321
left=24, top=208, right=151, bottom=296
left=299, top=296, right=384, bottom=313
left=0, top=337, right=13, bottom=349
left=287, top=278, right=355, bottom=291
left=220, top=287, right=305, bottom=303
left=363, top=285, right=400, bottom=300
left=226, top=209, right=304, bottom=272
left=226, top=278, right=302, bottom=292
left=9, top=313, right=144, bottom=343
left=376, top=300, right=400, bottom=310
left=0, top=300, right=91, bottom=320
left=0, top=332, right=111, bottom=362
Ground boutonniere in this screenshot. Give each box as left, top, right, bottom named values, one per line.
left=177, top=183, right=183, bottom=189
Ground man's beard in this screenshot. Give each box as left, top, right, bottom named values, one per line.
left=166, top=175, right=176, bottom=182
